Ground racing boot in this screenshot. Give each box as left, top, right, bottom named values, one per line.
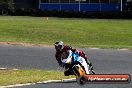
left=88, top=62, right=95, bottom=74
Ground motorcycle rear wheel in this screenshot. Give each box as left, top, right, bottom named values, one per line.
left=77, top=76, right=86, bottom=85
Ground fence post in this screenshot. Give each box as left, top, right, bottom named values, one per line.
left=79, top=0, right=81, bottom=12
left=99, top=0, right=101, bottom=11
left=121, top=0, right=123, bottom=11
left=39, top=0, right=41, bottom=9
left=59, top=0, right=61, bottom=11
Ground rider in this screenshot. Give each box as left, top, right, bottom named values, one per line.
left=54, top=41, right=94, bottom=72
left=54, top=41, right=71, bottom=66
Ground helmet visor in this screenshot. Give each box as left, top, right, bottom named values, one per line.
left=55, top=45, right=62, bottom=51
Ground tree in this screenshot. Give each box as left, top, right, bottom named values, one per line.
left=0, top=0, right=13, bottom=15
left=0, top=0, right=13, bottom=9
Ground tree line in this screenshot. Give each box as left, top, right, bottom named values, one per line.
left=0, top=0, right=13, bottom=15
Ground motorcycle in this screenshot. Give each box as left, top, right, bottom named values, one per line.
left=64, top=61, right=86, bottom=77
left=61, top=51, right=95, bottom=85
left=63, top=52, right=95, bottom=78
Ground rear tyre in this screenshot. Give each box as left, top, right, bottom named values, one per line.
left=77, top=76, right=86, bottom=85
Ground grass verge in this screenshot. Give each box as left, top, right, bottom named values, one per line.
left=0, top=69, right=75, bottom=86
left=0, top=16, right=132, bottom=49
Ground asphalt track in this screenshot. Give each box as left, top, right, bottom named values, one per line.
left=0, top=45, right=132, bottom=88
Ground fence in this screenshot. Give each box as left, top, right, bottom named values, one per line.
left=39, top=0, right=121, bottom=12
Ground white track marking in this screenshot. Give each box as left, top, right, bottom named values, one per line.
left=0, top=68, right=8, bottom=70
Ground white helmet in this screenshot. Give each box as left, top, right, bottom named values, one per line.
left=54, top=41, right=64, bottom=51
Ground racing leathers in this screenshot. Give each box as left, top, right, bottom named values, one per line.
left=55, top=45, right=72, bottom=66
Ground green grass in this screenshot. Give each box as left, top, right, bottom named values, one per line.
left=0, top=16, right=132, bottom=48
left=0, top=69, right=74, bottom=86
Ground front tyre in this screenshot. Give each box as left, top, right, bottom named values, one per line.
left=64, top=70, right=70, bottom=76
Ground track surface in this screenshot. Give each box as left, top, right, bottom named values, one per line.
left=0, top=45, right=132, bottom=88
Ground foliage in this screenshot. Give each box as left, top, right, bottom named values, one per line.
left=0, top=0, right=12, bottom=9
